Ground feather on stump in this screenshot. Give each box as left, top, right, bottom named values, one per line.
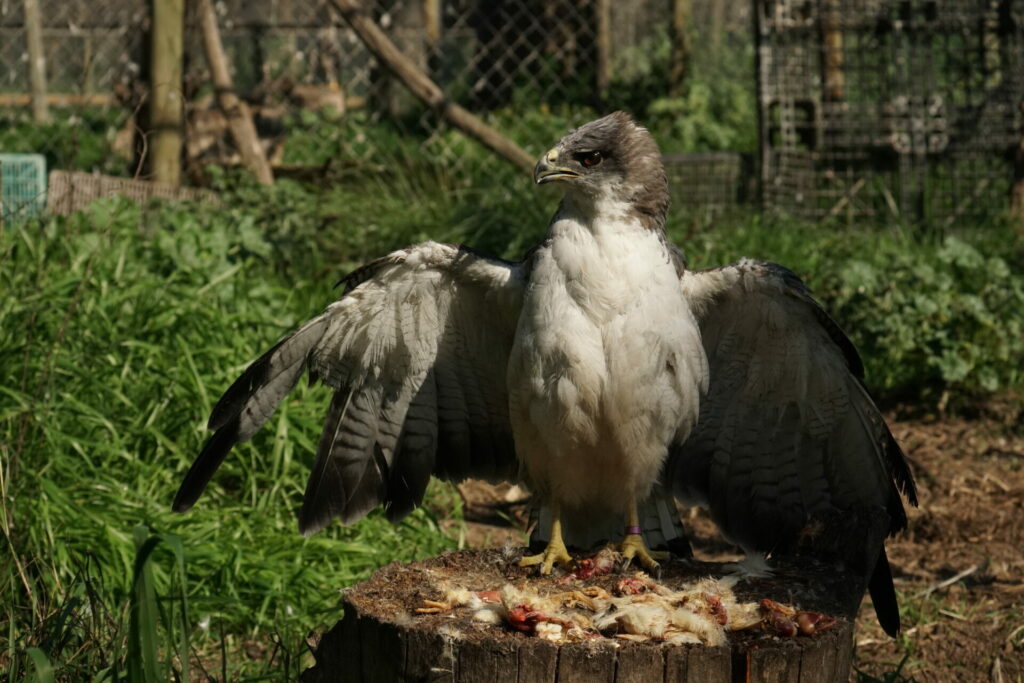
left=300, top=549, right=858, bottom=683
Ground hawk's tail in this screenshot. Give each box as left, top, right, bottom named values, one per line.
left=869, top=547, right=901, bottom=637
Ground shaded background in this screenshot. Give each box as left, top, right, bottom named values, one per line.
left=2, top=0, right=1022, bottom=225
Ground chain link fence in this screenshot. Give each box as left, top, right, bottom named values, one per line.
left=6, top=1, right=1020, bottom=225
left=0, top=0, right=750, bottom=220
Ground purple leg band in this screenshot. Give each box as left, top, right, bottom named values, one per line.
left=625, top=526, right=642, bottom=535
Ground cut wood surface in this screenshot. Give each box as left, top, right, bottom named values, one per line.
left=302, top=549, right=857, bottom=682
left=328, top=0, right=535, bottom=175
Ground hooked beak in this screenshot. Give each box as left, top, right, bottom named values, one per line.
left=534, top=149, right=579, bottom=185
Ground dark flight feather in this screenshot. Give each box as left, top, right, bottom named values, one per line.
left=671, top=259, right=916, bottom=634
left=175, top=243, right=525, bottom=536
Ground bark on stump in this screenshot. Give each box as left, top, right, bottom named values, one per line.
left=302, top=550, right=859, bottom=683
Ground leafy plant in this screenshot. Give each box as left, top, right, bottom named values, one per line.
left=128, top=526, right=190, bottom=683
left=0, top=198, right=464, bottom=678
left=679, top=214, right=1024, bottom=407
left=0, top=107, right=132, bottom=175
left=825, top=234, right=1024, bottom=403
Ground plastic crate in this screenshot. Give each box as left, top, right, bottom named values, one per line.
left=1, top=153, right=47, bottom=220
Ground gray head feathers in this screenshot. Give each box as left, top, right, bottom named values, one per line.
left=536, top=111, right=670, bottom=231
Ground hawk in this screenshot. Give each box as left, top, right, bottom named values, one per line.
left=174, top=112, right=917, bottom=635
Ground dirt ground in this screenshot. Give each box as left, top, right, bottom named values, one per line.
left=453, top=412, right=1024, bottom=682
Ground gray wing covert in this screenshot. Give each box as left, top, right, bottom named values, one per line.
left=173, top=242, right=525, bottom=535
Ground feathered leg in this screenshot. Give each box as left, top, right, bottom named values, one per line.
left=519, top=503, right=574, bottom=574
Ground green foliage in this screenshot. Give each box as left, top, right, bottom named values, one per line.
left=0, top=107, right=132, bottom=175
left=278, top=108, right=415, bottom=167
left=128, top=526, right=189, bottom=683
left=24, top=649, right=54, bottom=683
left=646, top=76, right=757, bottom=154
left=602, top=25, right=758, bottom=154
left=646, top=45, right=757, bottom=153
left=678, top=214, right=1024, bottom=405
left=828, top=235, right=1023, bottom=401
left=0, top=197, right=464, bottom=678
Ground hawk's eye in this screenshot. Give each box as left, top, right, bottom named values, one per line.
left=578, top=151, right=604, bottom=168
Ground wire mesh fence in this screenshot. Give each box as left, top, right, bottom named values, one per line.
left=756, top=0, right=1024, bottom=226
left=2, top=0, right=1019, bottom=225
left=0, top=0, right=760, bottom=221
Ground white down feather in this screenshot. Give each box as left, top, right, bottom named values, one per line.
left=508, top=197, right=707, bottom=513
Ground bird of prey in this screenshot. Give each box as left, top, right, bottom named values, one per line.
left=173, top=112, right=917, bottom=636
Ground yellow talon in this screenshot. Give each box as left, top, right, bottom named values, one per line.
left=518, top=542, right=574, bottom=575
left=519, top=505, right=574, bottom=574
left=618, top=533, right=666, bottom=571
left=618, top=496, right=669, bottom=571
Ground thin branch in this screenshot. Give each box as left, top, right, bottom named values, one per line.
left=914, top=563, right=982, bottom=598
left=328, top=0, right=535, bottom=175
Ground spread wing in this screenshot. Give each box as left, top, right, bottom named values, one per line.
left=173, top=242, right=525, bottom=534
left=668, top=259, right=917, bottom=634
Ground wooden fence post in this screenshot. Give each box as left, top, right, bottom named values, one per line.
left=150, top=0, right=185, bottom=187
left=423, top=0, right=441, bottom=47
left=822, top=1, right=845, bottom=101
left=23, top=0, right=49, bottom=124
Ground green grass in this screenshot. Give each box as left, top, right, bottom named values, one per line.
left=0, top=193, right=470, bottom=679
left=3, top=121, right=1023, bottom=679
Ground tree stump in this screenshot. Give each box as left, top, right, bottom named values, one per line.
left=302, top=549, right=860, bottom=683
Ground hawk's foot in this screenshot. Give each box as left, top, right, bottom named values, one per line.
left=519, top=538, right=574, bottom=575
left=618, top=533, right=668, bottom=572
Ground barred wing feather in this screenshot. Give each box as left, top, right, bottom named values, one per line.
left=173, top=242, right=525, bottom=535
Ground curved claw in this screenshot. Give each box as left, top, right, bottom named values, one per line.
left=519, top=539, right=574, bottom=575
left=618, top=533, right=665, bottom=572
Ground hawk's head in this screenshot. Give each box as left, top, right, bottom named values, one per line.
left=534, top=111, right=669, bottom=229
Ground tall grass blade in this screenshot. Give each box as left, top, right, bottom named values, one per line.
left=159, top=531, right=190, bottom=683
left=128, top=526, right=163, bottom=683
left=25, top=648, right=54, bottom=683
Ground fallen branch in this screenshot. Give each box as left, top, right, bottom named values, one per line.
left=196, top=0, right=273, bottom=185
left=914, top=563, right=981, bottom=599
left=0, top=93, right=116, bottom=107
left=328, top=0, right=535, bottom=175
